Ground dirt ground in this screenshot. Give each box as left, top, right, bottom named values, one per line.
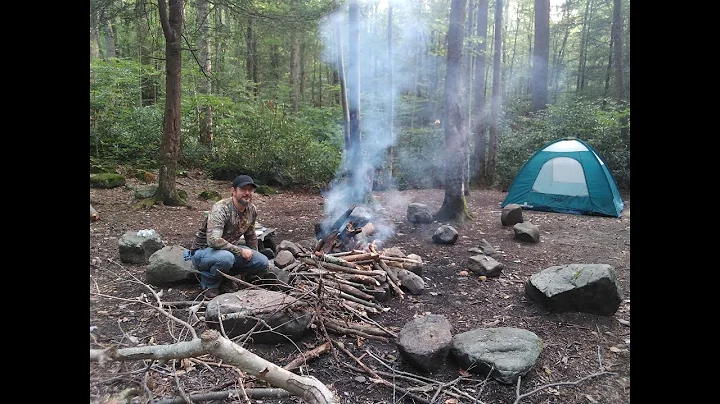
left=90, top=169, right=630, bottom=404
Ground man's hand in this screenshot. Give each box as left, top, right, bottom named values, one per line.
left=241, top=248, right=253, bottom=260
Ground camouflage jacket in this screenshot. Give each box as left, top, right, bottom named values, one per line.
left=190, top=197, right=259, bottom=255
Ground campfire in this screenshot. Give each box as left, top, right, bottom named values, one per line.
left=245, top=203, right=425, bottom=341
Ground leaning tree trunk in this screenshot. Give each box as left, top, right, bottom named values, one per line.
left=435, top=0, right=470, bottom=223
left=155, top=0, right=185, bottom=206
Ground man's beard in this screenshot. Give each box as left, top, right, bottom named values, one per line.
left=237, top=198, right=249, bottom=207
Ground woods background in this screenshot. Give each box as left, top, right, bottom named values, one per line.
left=89, top=0, right=630, bottom=197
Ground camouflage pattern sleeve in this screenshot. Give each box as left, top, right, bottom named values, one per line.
left=243, top=204, right=259, bottom=250
left=206, top=200, right=246, bottom=256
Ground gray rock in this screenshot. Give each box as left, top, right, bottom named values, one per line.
left=277, top=240, right=303, bottom=257
left=407, top=203, right=433, bottom=224
left=501, top=204, right=524, bottom=226
left=274, top=250, right=296, bottom=268
left=145, top=245, right=200, bottom=285
left=205, top=289, right=311, bottom=343
left=525, top=264, right=624, bottom=316
left=118, top=230, right=165, bottom=264
left=450, top=327, right=543, bottom=384
left=466, top=254, right=504, bottom=277
left=397, top=269, right=425, bottom=295
left=513, top=222, right=540, bottom=243
left=397, top=314, right=453, bottom=373
left=477, top=239, right=499, bottom=256
left=432, top=225, right=458, bottom=245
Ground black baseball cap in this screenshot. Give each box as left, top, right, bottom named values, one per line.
left=232, top=175, right=257, bottom=188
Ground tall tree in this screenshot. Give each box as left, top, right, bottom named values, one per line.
left=486, top=0, right=502, bottom=185
left=289, top=0, right=300, bottom=113
left=612, top=0, right=623, bottom=101
left=383, top=0, right=394, bottom=190
left=435, top=0, right=470, bottom=222
left=471, top=0, right=489, bottom=186
left=530, top=0, right=550, bottom=112
left=195, top=0, right=214, bottom=145
left=246, top=17, right=259, bottom=96
left=155, top=0, right=186, bottom=206
left=347, top=0, right=361, bottom=163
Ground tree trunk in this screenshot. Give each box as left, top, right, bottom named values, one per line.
left=290, top=0, right=300, bottom=113
left=103, top=20, right=117, bottom=58
left=576, top=0, right=592, bottom=92
left=471, top=0, right=489, bottom=186
left=486, top=0, right=503, bottom=185
left=137, top=0, right=157, bottom=106
left=530, top=0, right=550, bottom=112
left=90, top=330, right=337, bottom=404
left=612, top=0, right=624, bottom=101
left=196, top=0, right=214, bottom=146
left=90, top=25, right=100, bottom=59
left=156, top=0, right=185, bottom=206
left=347, top=0, right=361, bottom=163
left=384, top=2, right=394, bottom=190
left=435, top=0, right=470, bottom=223
left=550, top=0, right=572, bottom=103
left=213, top=5, right=223, bottom=95
left=246, top=18, right=258, bottom=97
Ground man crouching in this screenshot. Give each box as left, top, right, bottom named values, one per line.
left=186, top=175, right=271, bottom=299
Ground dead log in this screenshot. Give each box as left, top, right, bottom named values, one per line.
left=90, top=330, right=337, bottom=404
left=300, top=258, right=386, bottom=281
left=373, top=262, right=404, bottom=300
left=379, top=255, right=423, bottom=265
left=324, top=321, right=389, bottom=342
left=283, top=341, right=332, bottom=371
left=322, top=279, right=376, bottom=301
left=323, top=318, right=394, bottom=338
left=342, top=252, right=379, bottom=262
left=313, top=252, right=359, bottom=268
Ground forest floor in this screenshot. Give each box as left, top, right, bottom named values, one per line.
left=90, top=169, right=630, bottom=404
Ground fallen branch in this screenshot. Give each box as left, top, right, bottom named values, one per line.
left=283, top=341, right=332, bottom=371
left=90, top=330, right=338, bottom=404
left=150, top=388, right=291, bottom=404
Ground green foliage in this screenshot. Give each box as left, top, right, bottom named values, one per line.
left=199, top=102, right=343, bottom=188
left=495, top=98, right=631, bottom=191
left=90, top=58, right=163, bottom=167
left=90, top=58, right=344, bottom=187
left=90, top=172, right=126, bottom=189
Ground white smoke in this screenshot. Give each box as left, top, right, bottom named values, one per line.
left=317, top=0, right=432, bottom=244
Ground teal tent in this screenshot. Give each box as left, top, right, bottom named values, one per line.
left=501, top=138, right=624, bottom=217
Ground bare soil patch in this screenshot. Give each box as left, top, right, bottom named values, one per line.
left=90, top=169, right=630, bottom=404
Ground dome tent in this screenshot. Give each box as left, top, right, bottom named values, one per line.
left=501, top=138, right=624, bottom=217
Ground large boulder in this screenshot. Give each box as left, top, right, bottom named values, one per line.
left=145, top=245, right=200, bottom=285
left=450, top=327, right=543, bottom=385
left=118, top=230, right=165, bottom=264
left=397, top=314, right=453, bottom=373
left=205, top=289, right=312, bottom=343
left=525, top=264, right=624, bottom=316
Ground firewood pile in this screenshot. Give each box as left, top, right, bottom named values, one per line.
left=251, top=206, right=424, bottom=342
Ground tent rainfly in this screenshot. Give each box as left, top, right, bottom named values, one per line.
left=501, top=138, right=624, bottom=217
